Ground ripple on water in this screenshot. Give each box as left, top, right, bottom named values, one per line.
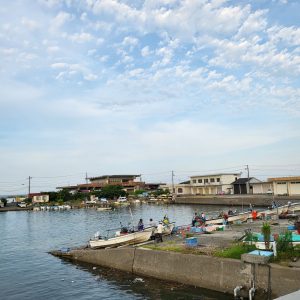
left=0, top=204, right=235, bottom=299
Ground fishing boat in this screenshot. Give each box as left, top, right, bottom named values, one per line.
left=144, top=222, right=175, bottom=236
left=205, top=203, right=300, bottom=225
left=97, top=207, right=112, bottom=211
left=88, top=230, right=152, bottom=249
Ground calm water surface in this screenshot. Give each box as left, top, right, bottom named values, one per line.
left=0, top=204, right=234, bottom=299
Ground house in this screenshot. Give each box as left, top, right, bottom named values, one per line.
left=57, top=175, right=145, bottom=193
left=232, top=177, right=262, bottom=194
left=268, top=176, right=300, bottom=196
left=161, top=173, right=241, bottom=195
left=30, top=193, right=49, bottom=204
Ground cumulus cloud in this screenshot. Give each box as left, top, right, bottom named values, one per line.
left=50, top=11, right=73, bottom=31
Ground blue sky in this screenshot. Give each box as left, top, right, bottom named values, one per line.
left=1, top=0, right=300, bottom=194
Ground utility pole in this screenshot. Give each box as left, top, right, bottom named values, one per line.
left=85, top=172, right=88, bottom=184
left=28, top=176, right=31, bottom=198
left=245, top=165, right=250, bottom=194
left=171, top=170, right=175, bottom=194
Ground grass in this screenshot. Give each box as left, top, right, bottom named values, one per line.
left=213, top=243, right=256, bottom=259
left=141, top=241, right=206, bottom=255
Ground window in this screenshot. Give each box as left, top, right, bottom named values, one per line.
left=193, top=179, right=196, bottom=183
left=198, top=179, right=202, bottom=183
left=210, top=178, right=215, bottom=183
left=291, top=182, right=300, bottom=184
left=204, top=179, right=208, bottom=183
left=277, top=182, right=286, bottom=185
left=178, top=188, right=183, bottom=193
left=217, top=178, right=220, bottom=182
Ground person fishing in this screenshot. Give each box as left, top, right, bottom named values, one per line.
left=192, top=212, right=198, bottom=226
left=137, top=219, right=144, bottom=231
left=201, top=212, right=206, bottom=224
left=155, top=221, right=164, bottom=243
left=163, top=215, right=169, bottom=225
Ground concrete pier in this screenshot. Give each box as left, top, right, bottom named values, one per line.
left=175, top=195, right=300, bottom=206
left=51, top=247, right=300, bottom=299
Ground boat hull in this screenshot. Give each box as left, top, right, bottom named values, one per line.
left=89, top=231, right=152, bottom=249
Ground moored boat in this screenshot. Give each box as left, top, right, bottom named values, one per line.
left=88, top=230, right=152, bottom=249
left=205, top=202, right=300, bottom=225
left=97, top=207, right=112, bottom=211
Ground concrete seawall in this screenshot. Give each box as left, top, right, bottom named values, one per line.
left=52, top=248, right=300, bottom=298
left=175, top=195, right=300, bottom=206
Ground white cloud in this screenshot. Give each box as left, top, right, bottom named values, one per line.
left=69, top=32, right=94, bottom=43
left=141, top=46, right=151, bottom=57
left=84, top=73, right=98, bottom=81
left=21, top=18, right=39, bottom=30
left=51, top=11, right=73, bottom=30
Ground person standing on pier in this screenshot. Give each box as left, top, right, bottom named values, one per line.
left=156, top=221, right=164, bottom=243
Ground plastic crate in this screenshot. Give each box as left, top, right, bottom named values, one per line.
left=185, top=237, right=198, bottom=247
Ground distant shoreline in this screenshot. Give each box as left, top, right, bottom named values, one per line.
left=0, top=207, right=31, bottom=212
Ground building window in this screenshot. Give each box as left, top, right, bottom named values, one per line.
left=217, top=178, right=220, bottom=182
left=204, top=179, right=208, bottom=183
left=277, top=182, right=287, bottom=185
left=193, top=179, right=196, bottom=183
left=178, top=188, right=183, bottom=193
left=198, top=179, right=202, bottom=183
left=291, top=182, right=300, bottom=184
left=210, top=178, right=215, bottom=183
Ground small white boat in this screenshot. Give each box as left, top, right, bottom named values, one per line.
left=97, top=207, right=112, bottom=211
left=89, top=230, right=152, bottom=249
left=206, top=203, right=300, bottom=225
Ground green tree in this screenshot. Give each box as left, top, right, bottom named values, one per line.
left=152, top=189, right=170, bottom=197
left=1, top=198, right=7, bottom=206
left=133, top=189, right=146, bottom=196
left=56, top=189, right=73, bottom=202
left=261, top=222, right=271, bottom=250
left=98, top=185, right=127, bottom=199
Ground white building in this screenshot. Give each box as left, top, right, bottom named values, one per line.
left=161, top=173, right=241, bottom=195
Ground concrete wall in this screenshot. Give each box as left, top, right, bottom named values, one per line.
left=174, top=195, right=300, bottom=206
left=71, top=248, right=135, bottom=272
left=59, top=247, right=300, bottom=299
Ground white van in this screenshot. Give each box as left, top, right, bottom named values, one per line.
left=118, top=196, right=127, bottom=202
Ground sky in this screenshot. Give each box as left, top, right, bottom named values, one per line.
left=1, top=0, right=300, bottom=194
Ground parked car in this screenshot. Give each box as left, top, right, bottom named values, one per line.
left=117, top=196, right=127, bottom=202
left=266, top=189, right=273, bottom=195
left=85, top=200, right=97, bottom=204
left=100, top=198, right=108, bottom=203
left=18, top=202, right=27, bottom=208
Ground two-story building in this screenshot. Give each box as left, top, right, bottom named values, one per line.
left=57, top=175, right=145, bottom=193
left=161, top=173, right=241, bottom=195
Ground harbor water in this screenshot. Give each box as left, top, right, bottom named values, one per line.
left=0, top=204, right=234, bottom=299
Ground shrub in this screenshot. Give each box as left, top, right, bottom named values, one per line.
left=214, top=243, right=256, bottom=259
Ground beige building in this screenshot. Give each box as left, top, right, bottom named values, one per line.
left=161, top=173, right=241, bottom=195
left=31, top=193, right=49, bottom=204
left=251, top=181, right=273, bottom=194
left=269, top=176, right=300, bottom=196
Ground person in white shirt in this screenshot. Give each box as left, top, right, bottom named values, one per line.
left=156, top=222, right=164, bottom=243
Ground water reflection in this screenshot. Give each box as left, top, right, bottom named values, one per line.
left=61, top=259, right=232, bottom=300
